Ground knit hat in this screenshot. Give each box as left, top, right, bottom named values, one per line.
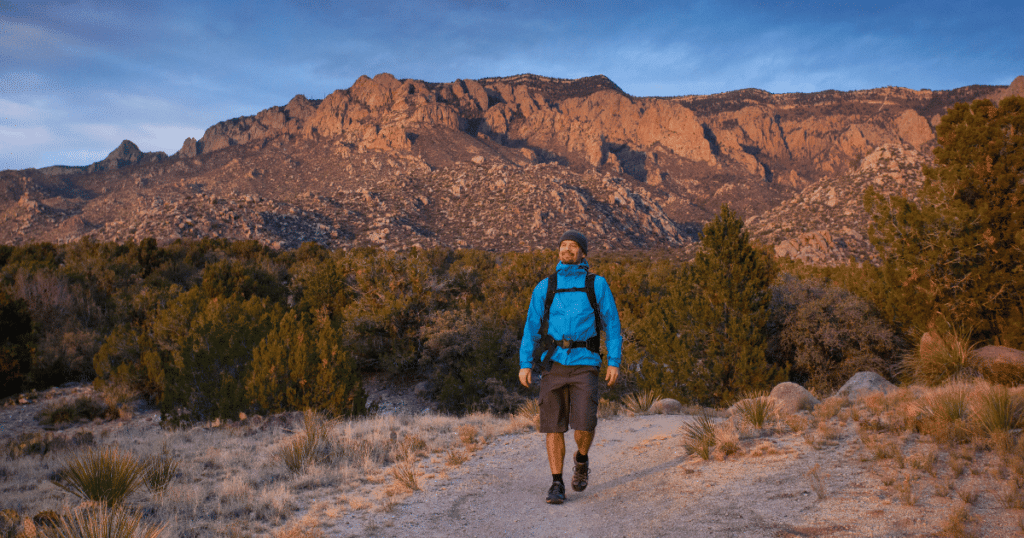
left=559, top=230, right=588, bottom=255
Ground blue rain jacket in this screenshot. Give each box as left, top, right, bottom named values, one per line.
left=519, top=260, right=623, bottom=370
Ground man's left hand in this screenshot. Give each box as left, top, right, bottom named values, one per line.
left=605, top=366, right=619, bottom=387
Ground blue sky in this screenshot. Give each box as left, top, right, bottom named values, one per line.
left=2, top=0, right=1021, bottom=171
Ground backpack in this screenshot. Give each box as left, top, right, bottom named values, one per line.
left=531, top=271, right=602, bottom=372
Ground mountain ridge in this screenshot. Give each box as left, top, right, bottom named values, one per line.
left=3, top=73, right=1021, bottom=263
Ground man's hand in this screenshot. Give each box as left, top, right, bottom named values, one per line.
left=605, top=366, right=619, bottom=387
left=519, top=368, right=532, bottom=388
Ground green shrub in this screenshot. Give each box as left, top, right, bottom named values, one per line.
left=247, top=310, right=366, bottom=417
left=635, top=205, right=783, bottom=405
left=0, top=287, right=34, bottom=399
left=417, top=308, right=522, bottom=414
left=153, top=289, right=283, bottom=424
left=767, top=274, right=901, bottom=393
left=51, top=447, right=147, bottom=507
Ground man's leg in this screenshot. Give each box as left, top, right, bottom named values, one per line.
left=545, top=432, right=567, bottom=503
left=575, top=429, right=594, bottom=456
left=547, top=432, right=566, bottom=473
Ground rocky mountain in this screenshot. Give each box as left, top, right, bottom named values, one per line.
left=2, top=73, right=1021, bottom=259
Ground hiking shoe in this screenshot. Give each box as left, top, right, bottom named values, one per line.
left=571, top=459, right=590, bottom=492
left=546, top=481, right=566, bottom=504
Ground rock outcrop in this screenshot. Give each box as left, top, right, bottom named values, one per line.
left=769, top=382, right=819, bottom=415
left=836, top=371, right=896, bottom=400
left=973, top=345, right=1024, bottom=386
left=1, top=73, right=1018, bottom=255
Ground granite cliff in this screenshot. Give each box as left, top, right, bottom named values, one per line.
left=2, top=73, right=1021, bottom=262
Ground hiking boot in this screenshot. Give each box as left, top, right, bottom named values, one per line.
left=546, top=481, right=566, bottom=504
left=571, top=459, right=590, bottom=492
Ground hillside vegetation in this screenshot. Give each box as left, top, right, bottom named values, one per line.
left=0, top=96, right=1022, bottom=537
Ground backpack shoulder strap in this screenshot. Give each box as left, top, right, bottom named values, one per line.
left=585, top=273, right=602, bottom=333
left=539, top=272, right=558, bottom=337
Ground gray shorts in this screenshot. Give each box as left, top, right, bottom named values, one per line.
left=538, top=363, right=600, bottom=433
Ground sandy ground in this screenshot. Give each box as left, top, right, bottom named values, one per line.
left=3, top=386, right=1021, bottom=538
left=324, top=414, right=1021, bottom=538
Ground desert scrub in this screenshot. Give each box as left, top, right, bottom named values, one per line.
left=51, top=447, right=147, bottom=507
left=37, top=394, right=119, bottom=426
left=278, top=410, right=333, bottom=473
left=902, top=328, right=979, bottom=386
left=919, top=383, right=971, bottom=445
left=733, top=391, right=776, bottom=430
left=970, top=383, right=1024, bottom=440
left=6, top=430, right=94, bottom=458
left=45, top=503, right=166, bottom=538
left=142, top=448, right=179, bottom=493
left=389, top=461, right=420, bottom=492
left=681, top=413, right=717, bottom=460
left=813, top=396, right=849, bottom=421
left=621, top=389, right=660, bottom=415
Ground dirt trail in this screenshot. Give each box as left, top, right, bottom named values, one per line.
left=321, top=414, right=1016, bottom=538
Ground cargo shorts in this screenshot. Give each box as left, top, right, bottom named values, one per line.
left=538, top=363, right=600, bottom=433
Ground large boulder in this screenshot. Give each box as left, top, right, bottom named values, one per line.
left=769, top=382, right=819, bottom=415
left=836, top=371, right=896, bottom=400
left=974, top=345, right=1024, bottom=386
left=649, top=398, right=682, bottom=415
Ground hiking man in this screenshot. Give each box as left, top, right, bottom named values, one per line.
left=518, top=230, right=622, bottom=504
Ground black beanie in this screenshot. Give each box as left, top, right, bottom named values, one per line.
left=559, top=230, right=588, bottom=255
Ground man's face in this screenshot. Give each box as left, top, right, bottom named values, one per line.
left=559, top=240, right=585, bottom=265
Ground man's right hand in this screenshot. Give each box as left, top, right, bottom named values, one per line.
left=519, top=368, right=532, bottom=387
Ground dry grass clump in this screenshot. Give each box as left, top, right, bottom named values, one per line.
left=389, top=461, right=420, bottom=492
left=51, top=447, right=148, bottom=507
left=918, top=382, right=972, bottom=445
left=36, top=394, right=121, bottom=426
left=621, top=389, right=660, bottom=415
left=806, top=463, right=827, bottom=500
left=45, top=503, right=166, bottom=538
left=732, top=391, right=776, bottom=431
left=278, top=410, right=333, bottom=473
left=681, top=413, right=717, bottom=460
left=902, top=328, right=980, bottom=386
left=142, top=448, right=179, bottom=494
left=971, top=383, right=1024, bottom=439
left=942, top=503, right=975, bottom=538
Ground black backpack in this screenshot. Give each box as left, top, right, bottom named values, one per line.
left=531, top=271, right=602, bottom=372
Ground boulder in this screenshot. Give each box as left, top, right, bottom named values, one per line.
left=768, top=382, right=819, bottom=415
left=974, top=345, right=1024, bottom=385
left=835, top=371, right=896, bottom=400
left=649, top=398, right=682, bottom=415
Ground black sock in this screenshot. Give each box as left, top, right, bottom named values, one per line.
left=552, top=473, right=563, bottom=484
left=575, top=452, right=588, bottom=464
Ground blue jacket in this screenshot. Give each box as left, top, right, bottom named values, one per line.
left=519, top=260, right=623, bottom=370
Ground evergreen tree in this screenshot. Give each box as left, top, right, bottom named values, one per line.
left=0, top=288, right=35, bottom=398
left=152, top=289, right=283, bottom=423
left=635, top=205, right=783, bottom=405
left=247, top=309, right=366, bottom=416
left=689, top=204, right=784, bottom=404
left=865, top=96, right=1024, bottom=346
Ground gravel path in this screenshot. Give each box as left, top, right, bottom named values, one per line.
left=320, top=413, right=1023, bottom=538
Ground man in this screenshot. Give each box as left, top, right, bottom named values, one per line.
left=519, top=230, right=622, bottom=504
